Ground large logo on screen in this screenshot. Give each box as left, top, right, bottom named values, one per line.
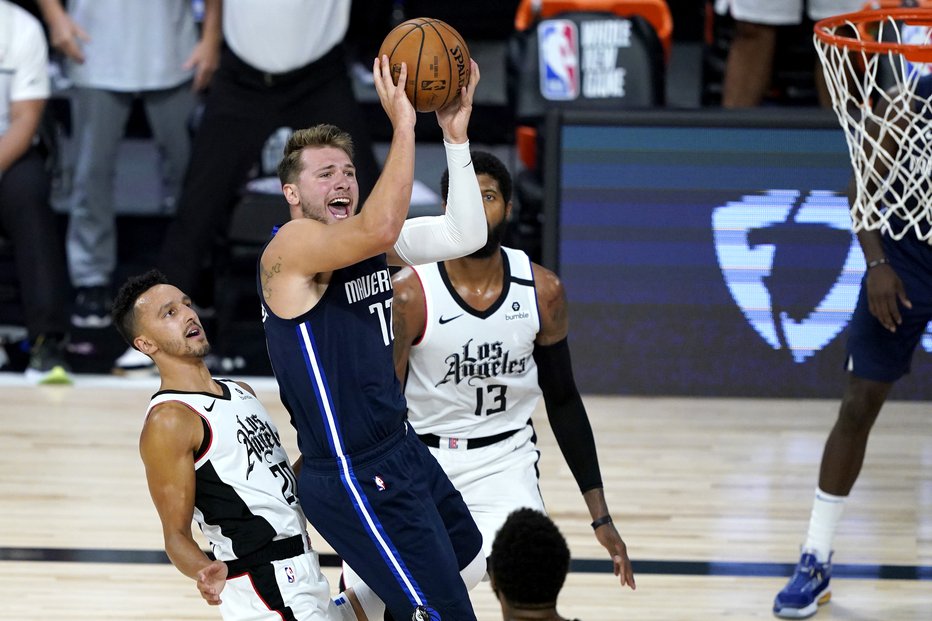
left=712, top=190, right=864, bottom=363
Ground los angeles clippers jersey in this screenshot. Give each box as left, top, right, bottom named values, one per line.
left=404, top=247, right=542, bottom=437
left=145, top=379, right=308, bottom=562
left=260, top=252, right=407, bottom=459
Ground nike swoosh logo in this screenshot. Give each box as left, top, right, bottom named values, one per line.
left=439, top=314, right=463, bottom=325
left=204, top=400, right=216, bottom=412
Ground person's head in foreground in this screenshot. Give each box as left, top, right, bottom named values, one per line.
left=491, top=508, right=574, bottom=621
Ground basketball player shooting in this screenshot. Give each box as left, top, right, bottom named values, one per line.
left=391, top=151, right=636, bottom=591
left=257, top=53, right=487, bottom=621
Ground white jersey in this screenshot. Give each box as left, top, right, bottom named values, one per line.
left=146, top=379, right=308, bottom=563
left=405, top=247, right=542, bottom=437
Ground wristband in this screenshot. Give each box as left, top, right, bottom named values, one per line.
left=591, top=515, right=613, bottom=530
left=866, top=257, right=890, bottom=269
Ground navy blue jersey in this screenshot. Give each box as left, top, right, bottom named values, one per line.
left=260, top=250, right=408, bottom=459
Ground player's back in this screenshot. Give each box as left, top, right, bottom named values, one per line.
left=260, top=253, right=408, bottom=459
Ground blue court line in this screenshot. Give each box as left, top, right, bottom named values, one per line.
left=2, top=547, right=931, bottom=580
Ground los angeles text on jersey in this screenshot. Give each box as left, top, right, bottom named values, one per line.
left=344, top=269, right=392, bottom=304
left=436, top=338, right=530, bottom=386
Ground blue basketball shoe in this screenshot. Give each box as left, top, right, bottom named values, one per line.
left=773, top=551, right=832, bottom=618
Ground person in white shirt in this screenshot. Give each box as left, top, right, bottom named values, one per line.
left=0, top=0, right=72, bottom=384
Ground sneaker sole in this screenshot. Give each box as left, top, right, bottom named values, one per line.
left=25, top=366, right=73, bottom=386
left=773, top=589, right=831, bottom=619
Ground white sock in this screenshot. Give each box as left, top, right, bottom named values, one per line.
left=802, top=487, right=846, bottom=563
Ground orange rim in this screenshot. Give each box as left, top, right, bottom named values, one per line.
left=814, top=8, right=932, bottom=63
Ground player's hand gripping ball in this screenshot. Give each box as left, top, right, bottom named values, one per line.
left=377, top=18, right=471, bottom=113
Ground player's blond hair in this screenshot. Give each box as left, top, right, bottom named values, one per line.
left=277, top=124, right=355, bottom=184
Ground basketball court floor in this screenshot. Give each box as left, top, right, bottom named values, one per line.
left=1, top=373, right=929, bottom=620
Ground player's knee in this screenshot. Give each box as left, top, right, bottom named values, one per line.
left=837, top=377, right=891, bottom=435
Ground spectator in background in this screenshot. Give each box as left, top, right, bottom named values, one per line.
left=714, top=0, right=862, bottom=107
left=36, top=0, right=220, bottom=328
left=490, top=508, right=579, bottom=621
left=113, top=0, right=382, bottom=375
left=0, top=0, right=72, bottom=384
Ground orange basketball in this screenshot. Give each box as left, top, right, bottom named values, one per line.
left=377, top=18, right=471, bottom=113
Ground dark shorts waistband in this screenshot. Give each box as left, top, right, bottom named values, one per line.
left=417, top=425, right=524, bottom=450
left=300, top=423, right=408, bottom=473
left=225, top=534, right=306, bottom=576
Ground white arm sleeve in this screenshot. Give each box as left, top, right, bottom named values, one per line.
left=392, top=140, right=487, bottom=265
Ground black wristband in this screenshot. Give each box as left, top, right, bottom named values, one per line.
left=591, top=515, right=613, bottom=530
left=867, top=257, right=890, bottom=269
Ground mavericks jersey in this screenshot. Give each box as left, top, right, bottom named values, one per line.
left=405, top=247, right=542, bottom=437
left=260, top=252, right=408, bottom=459
left=145, top=379, right=308, bottom=562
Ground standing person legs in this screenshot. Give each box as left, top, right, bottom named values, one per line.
left=66, top=88, right=133, bottom=326
left=0, top=149, right=71, bottom=380
left=155, top=73, right=276, bottom=298
left=774, top=246, right=932, bottom=618
left=141, top=82, right=197, bottom=215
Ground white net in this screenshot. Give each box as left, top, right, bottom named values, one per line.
left=814, top=10, right=932, bottom=242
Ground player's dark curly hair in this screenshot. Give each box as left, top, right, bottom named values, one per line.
left=491, top=508, right=570, bottom=607
left=112, top=269, right=169, bottom=348
left=440, top=150, right=512, bottom=205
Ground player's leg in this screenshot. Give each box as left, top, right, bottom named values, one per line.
left=298, top=435, right=478, bottom=621
left=774, top=245, right=931, bottom=619
left=431, top=425, right=544, bottom=560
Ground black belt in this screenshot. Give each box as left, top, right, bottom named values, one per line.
left=418, top=427, right=521, bottom=450
left=225, top=534, right=305, bottom=575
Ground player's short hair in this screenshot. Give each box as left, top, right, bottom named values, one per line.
left=277, top=124, right=356, bottom=185
left=112, top=269, right=169, bottom=348
left=491, top=508, right=570, bottom=607
left=440, top=150, right=512, bottom=205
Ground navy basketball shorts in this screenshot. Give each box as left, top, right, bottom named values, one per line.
left=846, top=234, right=932, bottom=383
left=297, top=424, right=483, bottom=621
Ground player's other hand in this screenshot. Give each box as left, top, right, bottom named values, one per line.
left=435, top=59, right=480, bottom=144
left=595, top=523, right=636, bottom=590
left=46, top=11, right=90, bottom=64
left=373, top=55, right=416, bottom=132
left=197, top=560, right=228, bottom=605
left=866, top=263, right=911, bottom=332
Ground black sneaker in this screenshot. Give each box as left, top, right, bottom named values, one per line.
left=72, top=285, right=112, bottom=328
left=25, top=334, right=73, bottom=385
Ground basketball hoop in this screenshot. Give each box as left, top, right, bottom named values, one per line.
left=814, top=7, right=932, bottom=242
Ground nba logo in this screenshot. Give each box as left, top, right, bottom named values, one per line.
left=448, top=438, right=459, bottom=449
left=373, top=475, right=386, bottom=491
left=284, top=566, right=295, bottom=583
left=538, top=19, right=580, bottom=100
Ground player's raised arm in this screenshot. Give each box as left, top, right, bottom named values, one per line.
left=532, top=264, right=636, bottom=590
left=388, top=60, right=487, bottom=266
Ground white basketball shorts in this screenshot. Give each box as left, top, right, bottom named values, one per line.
left=428, top=424, right=545, bottom=559
left=219, top=550, right=353, bottom=621
left=714, top=0, right=864, bottom=25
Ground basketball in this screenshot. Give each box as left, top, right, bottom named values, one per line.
left=377, top=18, right=471, bottom=113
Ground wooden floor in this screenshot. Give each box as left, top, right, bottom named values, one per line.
left=0, top=374, right=929, bottom=620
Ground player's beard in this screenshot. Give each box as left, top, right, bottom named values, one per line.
left=469, top=217, right=508, bottom=259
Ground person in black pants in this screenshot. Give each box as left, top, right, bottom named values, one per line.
left=115, top=0, right=381, bottom=374
left=0, top=0, right=72, bottom=384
